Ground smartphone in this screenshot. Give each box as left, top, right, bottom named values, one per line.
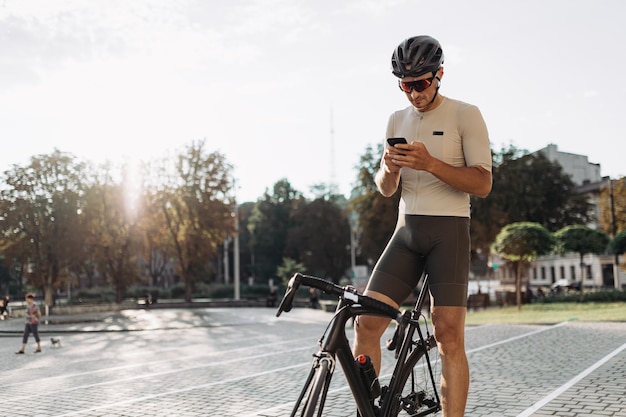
left=387, top=137, right=407, bottom=146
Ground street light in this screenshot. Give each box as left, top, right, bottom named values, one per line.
left=608, top=177, right=621, bottom=289
left=234, top=205, right=240, bottom=301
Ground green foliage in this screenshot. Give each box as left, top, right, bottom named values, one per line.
left=610, top=230, right=626, bottom=254
left=0, top=257, right=19, bottom=295
left=0, top=150, right=86, bottom=307
left=537, top=290, right=626, bottom=304
left=71, top=287, right=117, bottom=304
left=126, top=285, right=171, bottom=300
left=492, top=222, right=554, bottom=262
left=553, top=225, right=611, bottom=301
left=169, top=283, right=187, bottom=299
left=471, top=145, right=594, bottom=254
left=151, top=282, right=274, bottom=300
left=496, top=151, right=593, bottom=231
left=285, top=198, right=351, bottom=280
left=153, top=139, right=235, bottom=301
left=350, top=143, right=400, bottom=263
left=276, top=257, right=306, bottom=287
left=247, top=179, right=305, bottom=280
left=554, top=225, right=610, bottom=256
left=492, top=222, right=555, bottom=310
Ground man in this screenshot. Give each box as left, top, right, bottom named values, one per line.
left=353, top=35, right=492, bottom=417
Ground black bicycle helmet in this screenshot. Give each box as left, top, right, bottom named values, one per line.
left=391, top=36, right=444, bottom=78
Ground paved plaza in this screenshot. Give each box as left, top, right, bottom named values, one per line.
left=1, top=306, right=625, bottom=417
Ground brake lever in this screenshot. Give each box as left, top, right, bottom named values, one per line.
left=386, top=310, right=410, bottom=358
left=276, top=273, right=302, bottom=317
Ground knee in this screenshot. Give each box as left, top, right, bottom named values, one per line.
left=432, top=313, right=465, bottom=356
left=354, top=315, right=389, bottom=341
left=433, top=327, right=463, bottom=356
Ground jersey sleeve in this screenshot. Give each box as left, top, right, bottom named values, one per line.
left=459, top=105, right=492, bottom=172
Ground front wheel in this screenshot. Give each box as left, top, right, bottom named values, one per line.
left=385, top=334, right=441, bottom=417
left=292, top=355, right=334, bottom=417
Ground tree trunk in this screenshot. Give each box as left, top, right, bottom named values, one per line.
left=579, top=253, right=586, bottom=302
left=44, top=283, right=54, bottom=317
left=515, top=261, right=522, bottom=311
left=185, top=275, right=193, bottom=303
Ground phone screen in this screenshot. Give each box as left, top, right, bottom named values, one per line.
left=387, top=137, right=407, bottom=146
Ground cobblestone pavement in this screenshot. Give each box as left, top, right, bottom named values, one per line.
left=1, top=307, right=625, bottom=417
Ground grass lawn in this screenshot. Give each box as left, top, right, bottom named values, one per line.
left=465, top=302, right=626, bottom=325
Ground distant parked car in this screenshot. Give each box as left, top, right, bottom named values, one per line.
left=550, top=279, right=581, bottom=294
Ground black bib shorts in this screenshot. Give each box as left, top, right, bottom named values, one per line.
left=366, top=215, right=470, bottom=307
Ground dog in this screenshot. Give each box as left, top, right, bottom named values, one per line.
left=50, top=337, right=62, bottom=348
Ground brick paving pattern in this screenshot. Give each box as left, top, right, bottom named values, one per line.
left=1, top=307, right=625, bottom=416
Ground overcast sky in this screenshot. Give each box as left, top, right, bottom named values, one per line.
left=1, top=0, right=625, bottom=202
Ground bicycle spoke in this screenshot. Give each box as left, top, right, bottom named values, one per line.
left=385, top=334, right=441, bottom=417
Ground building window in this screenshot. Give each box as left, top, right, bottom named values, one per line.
left=541, top=266, right=546, bottom=280
left=560, top=266, right=565, bottom=279
left=570, top=265, right=576, bottom=280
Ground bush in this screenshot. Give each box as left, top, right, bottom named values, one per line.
left=583, top=290, right=626, bottom=302
left=126, top=285, right=171, bottom=300
left=538, top=289, right=626, bottom=303
left=170, top=283, right=187, bottom=299
left=71, top=287, right=116, bottom=304
left=68, top=282, right=293, bottom=304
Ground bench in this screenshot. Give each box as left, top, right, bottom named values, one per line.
left=467, top=293, right=490, bottom=311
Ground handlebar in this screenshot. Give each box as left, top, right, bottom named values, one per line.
left=276, top=273, right=402, bottom=323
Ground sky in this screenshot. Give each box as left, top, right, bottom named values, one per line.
left=1, top=0, right=625, bottom=203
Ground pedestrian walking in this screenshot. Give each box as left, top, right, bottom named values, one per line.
left=0, top=295, right=9, bottom=319
left=15, top=293, right=43, bottom=354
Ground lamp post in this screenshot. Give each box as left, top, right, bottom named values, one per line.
left=234, top=204, right=240, bottom=300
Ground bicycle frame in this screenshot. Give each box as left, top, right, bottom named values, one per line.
left=307, top=298, right=383, bottom=417
left=280, top=273, right=440, bottom=417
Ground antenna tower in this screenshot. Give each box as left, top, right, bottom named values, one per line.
left=329, top=107, right=338, bottom=195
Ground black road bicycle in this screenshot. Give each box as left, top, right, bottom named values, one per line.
left=276, top=273, right=441, bottom=417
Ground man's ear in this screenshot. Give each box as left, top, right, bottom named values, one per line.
left=437, top=67, right=444, bottom=80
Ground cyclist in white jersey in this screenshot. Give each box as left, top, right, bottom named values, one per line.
left=353, top=35, right=492, bottom=417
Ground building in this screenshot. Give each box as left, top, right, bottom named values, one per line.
left=537, top=144, right=602, bottom=186
left=494, top=144, right=623, bottom=290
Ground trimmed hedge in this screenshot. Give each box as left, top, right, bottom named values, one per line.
left=537, top=290, right=626, bottom=303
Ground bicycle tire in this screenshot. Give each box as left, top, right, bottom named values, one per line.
left=385, top=334, right=441, bottom=417
left=298, top=357, right=333, bottom=417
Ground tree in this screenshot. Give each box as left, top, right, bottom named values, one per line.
left=248, top=179, right=304, bottom=281
left=153, top=140, right=235, bottom=302
left=491, top=147, right=594, bottom=232
left=350, top=144, right=400, bottom=263
left=138, top=192, right=173, bottom=288
left=0, top=150, right=86, bottom=311
left=598, top=177, right=626, bottom=236
left=233, top=202, right=256, bottom=284
left=610, top=230, right=626, bottom=254
left=79, top=162, right=144, bottom=303
left=285, top=197, right=351, bottom=281
left=492, top=222, right=554, bottom=310
left=276, top=257, right=306, bottom=287
left=554, top=225, right=610, bottom=301
left=610, top=230, right=626, bottom=272
left=470, top=148, right=509, bottom=256
left=0, top=255, right=19, bottom=296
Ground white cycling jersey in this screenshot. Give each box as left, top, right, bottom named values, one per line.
left=383, top=96, right=492, bottom=217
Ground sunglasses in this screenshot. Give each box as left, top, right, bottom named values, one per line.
left=398, top=74, right=437, bottom=93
